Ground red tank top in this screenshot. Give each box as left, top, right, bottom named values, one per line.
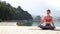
left=45, top=16, right=52, bottom=24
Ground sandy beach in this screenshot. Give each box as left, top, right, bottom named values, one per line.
left=0, top=22, right=60, bottom=34
left=0, top=26, right=60, bottom=34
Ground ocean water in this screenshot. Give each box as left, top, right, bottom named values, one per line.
left=32, top=21, right=60, bottom=27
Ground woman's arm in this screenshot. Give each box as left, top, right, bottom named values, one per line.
left=52, top=21, right=55, bottom=26
left=51, top=17, right=55, bottom=27
left=52, top=20, right=55, bottom=28
left=38, top=16, right=46, bottom=26
left=38, top=20, right=44, bottom=26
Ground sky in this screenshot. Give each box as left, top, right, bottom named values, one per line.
left=1, top=0, right=60, bottom=17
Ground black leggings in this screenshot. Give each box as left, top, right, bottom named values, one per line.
left=46, top=24, right=51, bottom=26
left=40, top=24, right=54, bottom=30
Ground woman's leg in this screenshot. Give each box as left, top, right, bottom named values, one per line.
left=40, top=25, right=49, bottom=30
left=39, top=24, right=55, bottom=30
left=46, top=24, right=55, bottom=30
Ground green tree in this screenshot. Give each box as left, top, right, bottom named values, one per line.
left=0, top=1, right=33, bottom=21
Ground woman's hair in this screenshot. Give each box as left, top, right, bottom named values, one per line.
left=47, top=9, right=51, bottom=13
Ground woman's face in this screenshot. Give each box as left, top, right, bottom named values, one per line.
left=47, top=11, right=50, bottom=14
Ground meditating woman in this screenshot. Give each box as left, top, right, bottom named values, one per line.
left=38, top=9, right=55, bottom=30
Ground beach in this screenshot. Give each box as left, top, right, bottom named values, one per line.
left=0, top=22, right=60, bottom=34
left=0, top=26, right=60, bottom=34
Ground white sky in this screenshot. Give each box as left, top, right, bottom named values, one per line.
left=1, top=0, right=60, bottom=17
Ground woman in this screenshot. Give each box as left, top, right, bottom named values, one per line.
left=38, top=9, right=55, bottom=30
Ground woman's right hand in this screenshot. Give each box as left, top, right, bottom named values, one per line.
left=38, top=25, right=41, bottom=28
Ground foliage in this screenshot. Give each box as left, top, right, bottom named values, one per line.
left=0, top=1, right=33, bottom=21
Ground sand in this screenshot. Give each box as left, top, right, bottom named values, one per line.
left=0, top=22, right=60, bottom=34
left=0, top=26, right=60, bottom=34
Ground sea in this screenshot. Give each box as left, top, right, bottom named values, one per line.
left=32, top=21, right=60, bottom=27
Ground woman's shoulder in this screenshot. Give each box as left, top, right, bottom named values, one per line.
left=44, top=16, right=53, bottom=18
left=44, top=16, right=47, bottom=18
left=50, top=16, right=53, bottom=18
left=48, top=16, right=53, bottom=18
left=44, top=16, right=47, bottom=17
